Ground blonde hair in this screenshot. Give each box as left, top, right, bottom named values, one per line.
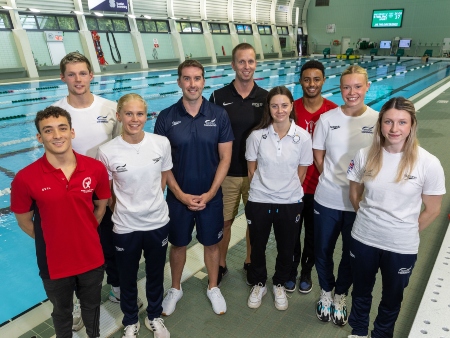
left=117, top=93, right=148, bottom=114
left=340, top=65, right=368, bottom=84
left=364, top=97, right=419, bottom=182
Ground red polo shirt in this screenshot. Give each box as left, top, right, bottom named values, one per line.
left=294, top=98, right=338, bottom=194
left=11, top=151, right=111, bottom=279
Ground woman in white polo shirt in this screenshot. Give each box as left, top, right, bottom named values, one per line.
left=346, top=97, right=445, bottom=338
left=97, top=93, right=172, bottom=338
left=245, top=86, right=313, bottom=311
left=312, top=65, right=379, bottom=326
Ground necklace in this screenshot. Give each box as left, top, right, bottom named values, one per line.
left=121, top=134, right=144, bottom=154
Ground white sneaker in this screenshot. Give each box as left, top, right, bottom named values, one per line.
left=145, top=317, right=170, bottom=338
left=206, top=286, right=227, bottom=314
left=72, top=299, right=84, bottom=331
left=162, top=287, right=183, bottom=316
left=348, top=335, right=369, bottom=338
left=273, top=284, right=288, bottom=310
left=122, top=321, right=140, bottom=338
left=247, top=283, right=267, bottom=309
left=109, top=287, right=144, bottom=308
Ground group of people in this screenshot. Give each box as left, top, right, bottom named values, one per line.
left=10, top=43, right=445, bottom=338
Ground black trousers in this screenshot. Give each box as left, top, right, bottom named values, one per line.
left=290, top=193, right=315, bottom=279
left=99, top=207, right=120, bottom=287
left=246, top=201, right=304, bottom=286
left=42, top=265, right=104, bottom=338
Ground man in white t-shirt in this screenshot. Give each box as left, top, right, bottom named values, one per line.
left=53, top=52, right=132, bottom=331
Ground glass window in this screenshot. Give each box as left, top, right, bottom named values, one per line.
left=191, top=22, right=202, bottom=33
left=20, top=15, right=38, bottom=29
left=36, top=16, right=58, bottom=30
left=277, top=26, right=288, bottom=35
left=86, top=16, right=98, bottom=30
left=112, top=18, right=128, bottom=31
left=210, top=23, right=220, bottom=33
left=144, top=20, right=156, bottom=32
left=0, top=12, right=12, bottom=29
left=236, top=24, right=244, bottom=34
left=265, top=26, right=271, bottom=34
left=98, top=18, right=113, bottom=31
left=156, top=21, right=169, bottom=32
left=220, top=24, right=229, bottom=33
left=180, top=22, right=190, bottom=32
left=136, top=19, right=144, bottom=32
left=57, top=16, right=77, bottom=31
left=244, top=25, right=252, bottom=34
left=258, top=25, right=265, bottom=34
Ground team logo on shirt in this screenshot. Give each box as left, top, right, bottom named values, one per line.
left=218, top=230, right=223, bottom=239
left=172, top=121, right=181, bottom=126
left=252, top=102, right=264, bottom=108
left=97, top=116, right=108, bottom=123
left=347, top=160, right=355, bottom=174
left=295, top=214, right=301, bottom=223
left=305, top=120, right=316, bottom=134
left=153, top=157, right=162, bottom=164
left=361, top=126, right=374, bottom=134
left=398, top=266, right=412, bottom=275
left=330, top=125, right=340, bottom=130
left=116, top=164, right=128, bottom=172
left=404, top=174, right=417, bottom=180
left=292, top=135, right=301, bottom=144
left=41, top=187, right=51, bottom=191
left=223, top=102, right=233, bottom=106
left=204, top=119, right=217, bottom=127
left=81, top=177, right=93, bottom=193
left=262, top=134, right=267, bottom=139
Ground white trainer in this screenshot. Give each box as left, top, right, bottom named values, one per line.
left=247, top=283, right=267, bottom=309
left=348, top=335, right=369, bottom=338
left=122, top=321, right=140, bottom=338
left=162, top=287, right=183, bottom=316
left=273, top=284, right=288, bottom=310
left=72, top=299, right=84, bottom=331
left=206, top=287, right=227, bottom=314
left=145, top=317, right=171, bottom=338
left=109, top=287, right=144, bottom=308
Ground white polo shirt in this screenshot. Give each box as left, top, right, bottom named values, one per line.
left=97, top=132, right=173, bottom=233
left=347, top=146, right=446, bottom=254
left=245, top=121, right=313, bottom=204
left=312, top=106, right=378, bottom=211
left=53, top=95, right=121, bottom=158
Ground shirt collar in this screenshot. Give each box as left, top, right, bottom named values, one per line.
left=176, top=97, right=207, bottom=117
left=41, top=151, right=85, bottom=173
left=268, top=120, right=297, bottom=137
left=230, top=80, right=259, bottom=99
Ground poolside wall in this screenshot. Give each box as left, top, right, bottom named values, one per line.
left=307, top=0, right=450, bottom=57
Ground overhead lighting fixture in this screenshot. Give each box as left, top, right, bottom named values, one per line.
left=27, top=8, right=40, bottom=12
left=71, top=10, right=83, bottom=15
left=142, top=15, right=152, bottom=19
left=1, top=5, right=13, bottom=10
left=93, top=12, right=103, bottom=16
left=126, top=14, right=136, bottom=18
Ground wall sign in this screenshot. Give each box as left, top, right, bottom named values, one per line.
left=88, top=0, right=129, bottom=12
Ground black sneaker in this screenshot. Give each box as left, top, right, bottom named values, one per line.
left=217, top=265, right=228, bottom=287
left=243, top=262, right=250, bottom=272
left=299, top=271, right=313, bottom=294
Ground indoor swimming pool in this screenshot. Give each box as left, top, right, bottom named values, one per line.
left=1, top=56, right=449, bottom=326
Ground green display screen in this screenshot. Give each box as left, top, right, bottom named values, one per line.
left=371, top=9, right=404, bottom=28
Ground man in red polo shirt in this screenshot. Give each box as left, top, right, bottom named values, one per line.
left=285, top=60, right=338, bottom=294
left=11, top=106, right=110, bottom=338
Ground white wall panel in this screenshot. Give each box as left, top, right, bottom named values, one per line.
left=16, top=0, right=75, bottom=12
left=205, top=0, right=228, bottom=21
left=173, top=0, right=201, bottom=19
left=132, top=0, right=168, bottom=18
left=255, top=0, right=271, bottom=23
left=233, top=0, right=252, bottom=22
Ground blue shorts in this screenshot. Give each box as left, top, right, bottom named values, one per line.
left=166, top=192, right=224, bottom=247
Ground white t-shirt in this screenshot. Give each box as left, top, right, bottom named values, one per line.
left=97, top=132, right=173, bottom=234
left=347, top=146, right=446, bottom=254
left=313, top=106, right=378, bottom=211
left=53, top=95, right=121, bottom=158
left=245, top=121, right=313, bottom=204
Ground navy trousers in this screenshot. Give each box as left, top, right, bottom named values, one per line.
left=349, top=238, right=417, bottom=338
left=113, top=225, right=169, bottom=326
left=99, top=207, right=120, bottom=287
left=314, top=201, right=355, bottom=295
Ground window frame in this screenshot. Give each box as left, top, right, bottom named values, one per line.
left=176, top=21, right=203, bottom=34
left=235, top=24, right=252, bottom=35
left=135, top=19, right=170, bottom=33
left=18, top=13, right=79, bottom=31
left=0, top=10, right=13, bottom=30
left=276, top=26, right=289, bottom=35
left=208, top=22, right=230, bottom=34
left=257, top=25, right=272, bottom=35
left=85, top=16, right=130, bottom=32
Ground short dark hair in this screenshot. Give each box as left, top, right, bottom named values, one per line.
left=35, top=106, right=72, bottom=133
left=300, top=60, right=325, bottom=79
left=178, top=60, right=204, bottom=78
left=60, top=52, right=92, bottom=74
left=232, top=43, right=256, bottom=63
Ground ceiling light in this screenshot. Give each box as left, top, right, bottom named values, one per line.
left=93, top=12, right=103, bottom=17
left=142, top=15, right=152, bottom=19
left=127, top=14, right=136, bottom=18
left=71, top=10, right=83, bottom=15
left=1, top=6, right=13, bottom=10
left=27, top=8, right=40, bottom=12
